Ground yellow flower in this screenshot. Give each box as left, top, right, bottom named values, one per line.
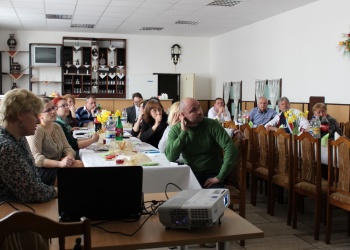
left=96, top=110, right=111, bottom=124
left=115, top=110, right=121, bottom=118
left=339, top=41, right=345, bottom=46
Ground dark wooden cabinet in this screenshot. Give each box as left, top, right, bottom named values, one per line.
left=62, top=37, right=126, bottom=98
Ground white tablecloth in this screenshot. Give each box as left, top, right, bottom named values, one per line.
left=79, top=141, right=202, bottom=193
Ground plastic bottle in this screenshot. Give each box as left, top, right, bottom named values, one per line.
left=309, top=116, right=315, bottom=137
left=312, top=116, right=321, bottom=138
left=237, top=111, right=243, bottom=125
left=94, top=117, right=101, bottom=132
left=242, top=110, right=250, bottom=124
left=121, top=108, right=128, bottom=124
left=115, top=116, right=123, bottom=141
left=105, top=115, right=116, bottom=144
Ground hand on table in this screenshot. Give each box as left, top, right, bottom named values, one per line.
left=204, top=177, right=220, bottom=188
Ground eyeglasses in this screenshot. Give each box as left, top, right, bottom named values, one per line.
left=42, top=106, right=58, bottom=113
left=57, top=103, right=69, bottom=108
left=151, top=107, right=162, bottom=113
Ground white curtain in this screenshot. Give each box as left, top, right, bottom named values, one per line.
left=223, top=82, right=231, bottom=111
left=232, top=82, right=241, bottom=122
left=255, top=79, right=266, bottom=101
left=268, top=79, right=280, bottom=109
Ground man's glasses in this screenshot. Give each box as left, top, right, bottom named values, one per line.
left=57, top=103, right=69, bottom=108
left=42, top=106, right=58, bottom=113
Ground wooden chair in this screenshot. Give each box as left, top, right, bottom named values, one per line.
left=340, top=121, right=350, bottom=138
left=292, top=132, right=327, bottom=240
left=325, top=136, right=350, bottom=244
left=269, top=128, right=293, bottom=225
left=251, top=125, right=271, bottom=213
left=239, top=123, right=253, bottom=188
left=225, top=137, right=248, bottom=246
left=0, top=211, right=91, bottom=250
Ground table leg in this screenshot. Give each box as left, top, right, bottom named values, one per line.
left=179, top=246, right=188, bottom=250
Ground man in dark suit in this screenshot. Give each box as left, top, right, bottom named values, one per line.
left=126, top=92, right=143, bottom=124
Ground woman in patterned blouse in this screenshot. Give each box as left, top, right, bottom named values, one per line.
left=0, top=89, right=57, bottom=202
left=27, top=98, right=84, bottom=186
left=52, top=97, right=99, bottom=151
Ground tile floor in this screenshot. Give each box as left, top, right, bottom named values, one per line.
left=146, top=187, right=350, bottom=250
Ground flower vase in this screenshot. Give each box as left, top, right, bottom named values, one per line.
left=292, top=124, right=299, bottom=135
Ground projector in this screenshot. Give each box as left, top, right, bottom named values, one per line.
left=158, top=189, right=230, bottom=229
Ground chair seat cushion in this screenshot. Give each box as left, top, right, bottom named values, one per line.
left=329, top=192, right=350, bottom=206
left=295, top=179, right=327, bottom=194
left=272, top=173, right=289, bottom=187
left=254, top=166, right=269, bottom=178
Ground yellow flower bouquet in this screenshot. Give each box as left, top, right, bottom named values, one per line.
left=338, top=32, right=350, bottom=54
left=281, top=109, right=309, bottom=135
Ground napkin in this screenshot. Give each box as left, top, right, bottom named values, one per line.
left=321, top=133, right=329, bottom=147
left=334, top=131, right=341, bottom=141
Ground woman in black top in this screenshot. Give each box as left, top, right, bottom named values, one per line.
left=139, top=99, right=168, bottom=148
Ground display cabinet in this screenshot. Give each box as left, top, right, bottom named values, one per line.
left=62, top=37, right=126, bottom=98
left=0, top=51, right=29, bottom=94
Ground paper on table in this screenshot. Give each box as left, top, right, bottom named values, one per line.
left=321, top=133, right=329, bottom=147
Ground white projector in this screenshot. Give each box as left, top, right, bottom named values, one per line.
left=158, top=189, right=230, bottom=229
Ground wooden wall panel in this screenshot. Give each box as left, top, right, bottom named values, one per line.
left=198, top=100, right=209, bottom=116
left=327, top=105, right=350, bottom=123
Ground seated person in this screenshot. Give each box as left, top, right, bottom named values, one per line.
left=75, top=95, right=97, bottom=127
left=53, top=97, right=99, bottom=152
left=62, top=94, right=78, bottom=128
left=27, top=98, right=84, bottom=186
left=126, top=92, right=143, bottom=124
left=0, top=89, right=57, bottom=202
left=158, top=101, right=180, bottom=153
left=249, top=96, right=277, bottom=126
left=165, top=98, right=237, bottom=188
left=208, top=98, right=232, bottom=123
left=265, top=96, right=309, bottom=133
left=139, top=99, right=168, bottom=148
left=312, top=103, right=342, bottom=139
left=131, top=100, right=147, bottom=138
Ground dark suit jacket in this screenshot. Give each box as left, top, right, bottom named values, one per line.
left=126, top=105, right=136, bottom=124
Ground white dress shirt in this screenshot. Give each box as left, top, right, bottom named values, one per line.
left=207, top=107, right=232, bottom=123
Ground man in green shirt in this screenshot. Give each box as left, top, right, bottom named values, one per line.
left=165, top=97, right=237, bottom=188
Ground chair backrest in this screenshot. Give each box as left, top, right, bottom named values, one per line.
left=271, top=128, right=293, bottom=176
left=240, top=123, right=253, bottom=163
left=293, top=132, right=322, bottom=188
left=341, top=121, right=350, bottom=139
left=0, top=211, right=91, bottom=250
left=328, top=136, right=350, bottom=193
left=253, top=125, right=270, bottom=169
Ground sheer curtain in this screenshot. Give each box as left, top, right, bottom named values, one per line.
left=255, top=79, right=266, bottom=101
left=268, top=79, right=280, bottom=110
left=231, top=82, right=241, bottom=122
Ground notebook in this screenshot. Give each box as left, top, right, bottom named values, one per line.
left=57, top=166, right=143, bottom=222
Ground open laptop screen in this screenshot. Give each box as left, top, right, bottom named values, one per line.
left=57, top=166, right=143, bottom=222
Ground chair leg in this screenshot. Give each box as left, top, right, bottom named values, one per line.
left=287, top=189, right=293, bottom=226
left=325, top=203, right=332, bottom=244
left=270, top=184, right=275, bottom=216
left=348, top=211, right=350, bottom=237
left=314, top=199, right=322, bottom=240
left=251, top=176, right=257, bottom=206
left=292, top=192, right=298, bottom=229
left=239, top=240, right=245, bottom=246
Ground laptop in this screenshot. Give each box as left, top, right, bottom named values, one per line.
left=57, top=166, right=143, bottom=222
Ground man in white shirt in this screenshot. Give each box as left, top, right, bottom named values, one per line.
left=207, top=98, right=232, bottom=123
left=265, top=96, right=309, bottom=133
left=126, top=92, right=143, bottom=124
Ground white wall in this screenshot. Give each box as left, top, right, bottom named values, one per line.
left=0, top=31, right=211, bottom=98
left=211, top=0, right=350, bottom=104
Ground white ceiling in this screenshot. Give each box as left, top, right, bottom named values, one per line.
left=0, top=0, right=319, bottom=38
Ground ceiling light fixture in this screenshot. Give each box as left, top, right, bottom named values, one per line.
left=175, top=20, right=199, bottom=26
left=140, top=27, right=163, bottom=31
left=46, top=14, right=72, bottom=19
left=71, top=24, right=95, bottom=28
left=207, top=0, right=244, bottom=7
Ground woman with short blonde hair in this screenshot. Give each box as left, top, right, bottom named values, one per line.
left=312, top=102, right=342, bottom=139
left=0, top=89, right=57, bottom=202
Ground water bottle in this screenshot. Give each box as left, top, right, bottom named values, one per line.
left=242, top=110, right=250, bottom=124
left=237, top=111, right=243, bottom=125
left=105, top=115, right=116, bottom=144
left=115, top=116, right=123, bottom=141
left=312, top=116, right=321, bottom=138
left=121, top=108, right=128, bottom=124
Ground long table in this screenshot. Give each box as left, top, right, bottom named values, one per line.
left=0, top=193, right=264, bottom=250
left=78, top=138, right=202, bottom=193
